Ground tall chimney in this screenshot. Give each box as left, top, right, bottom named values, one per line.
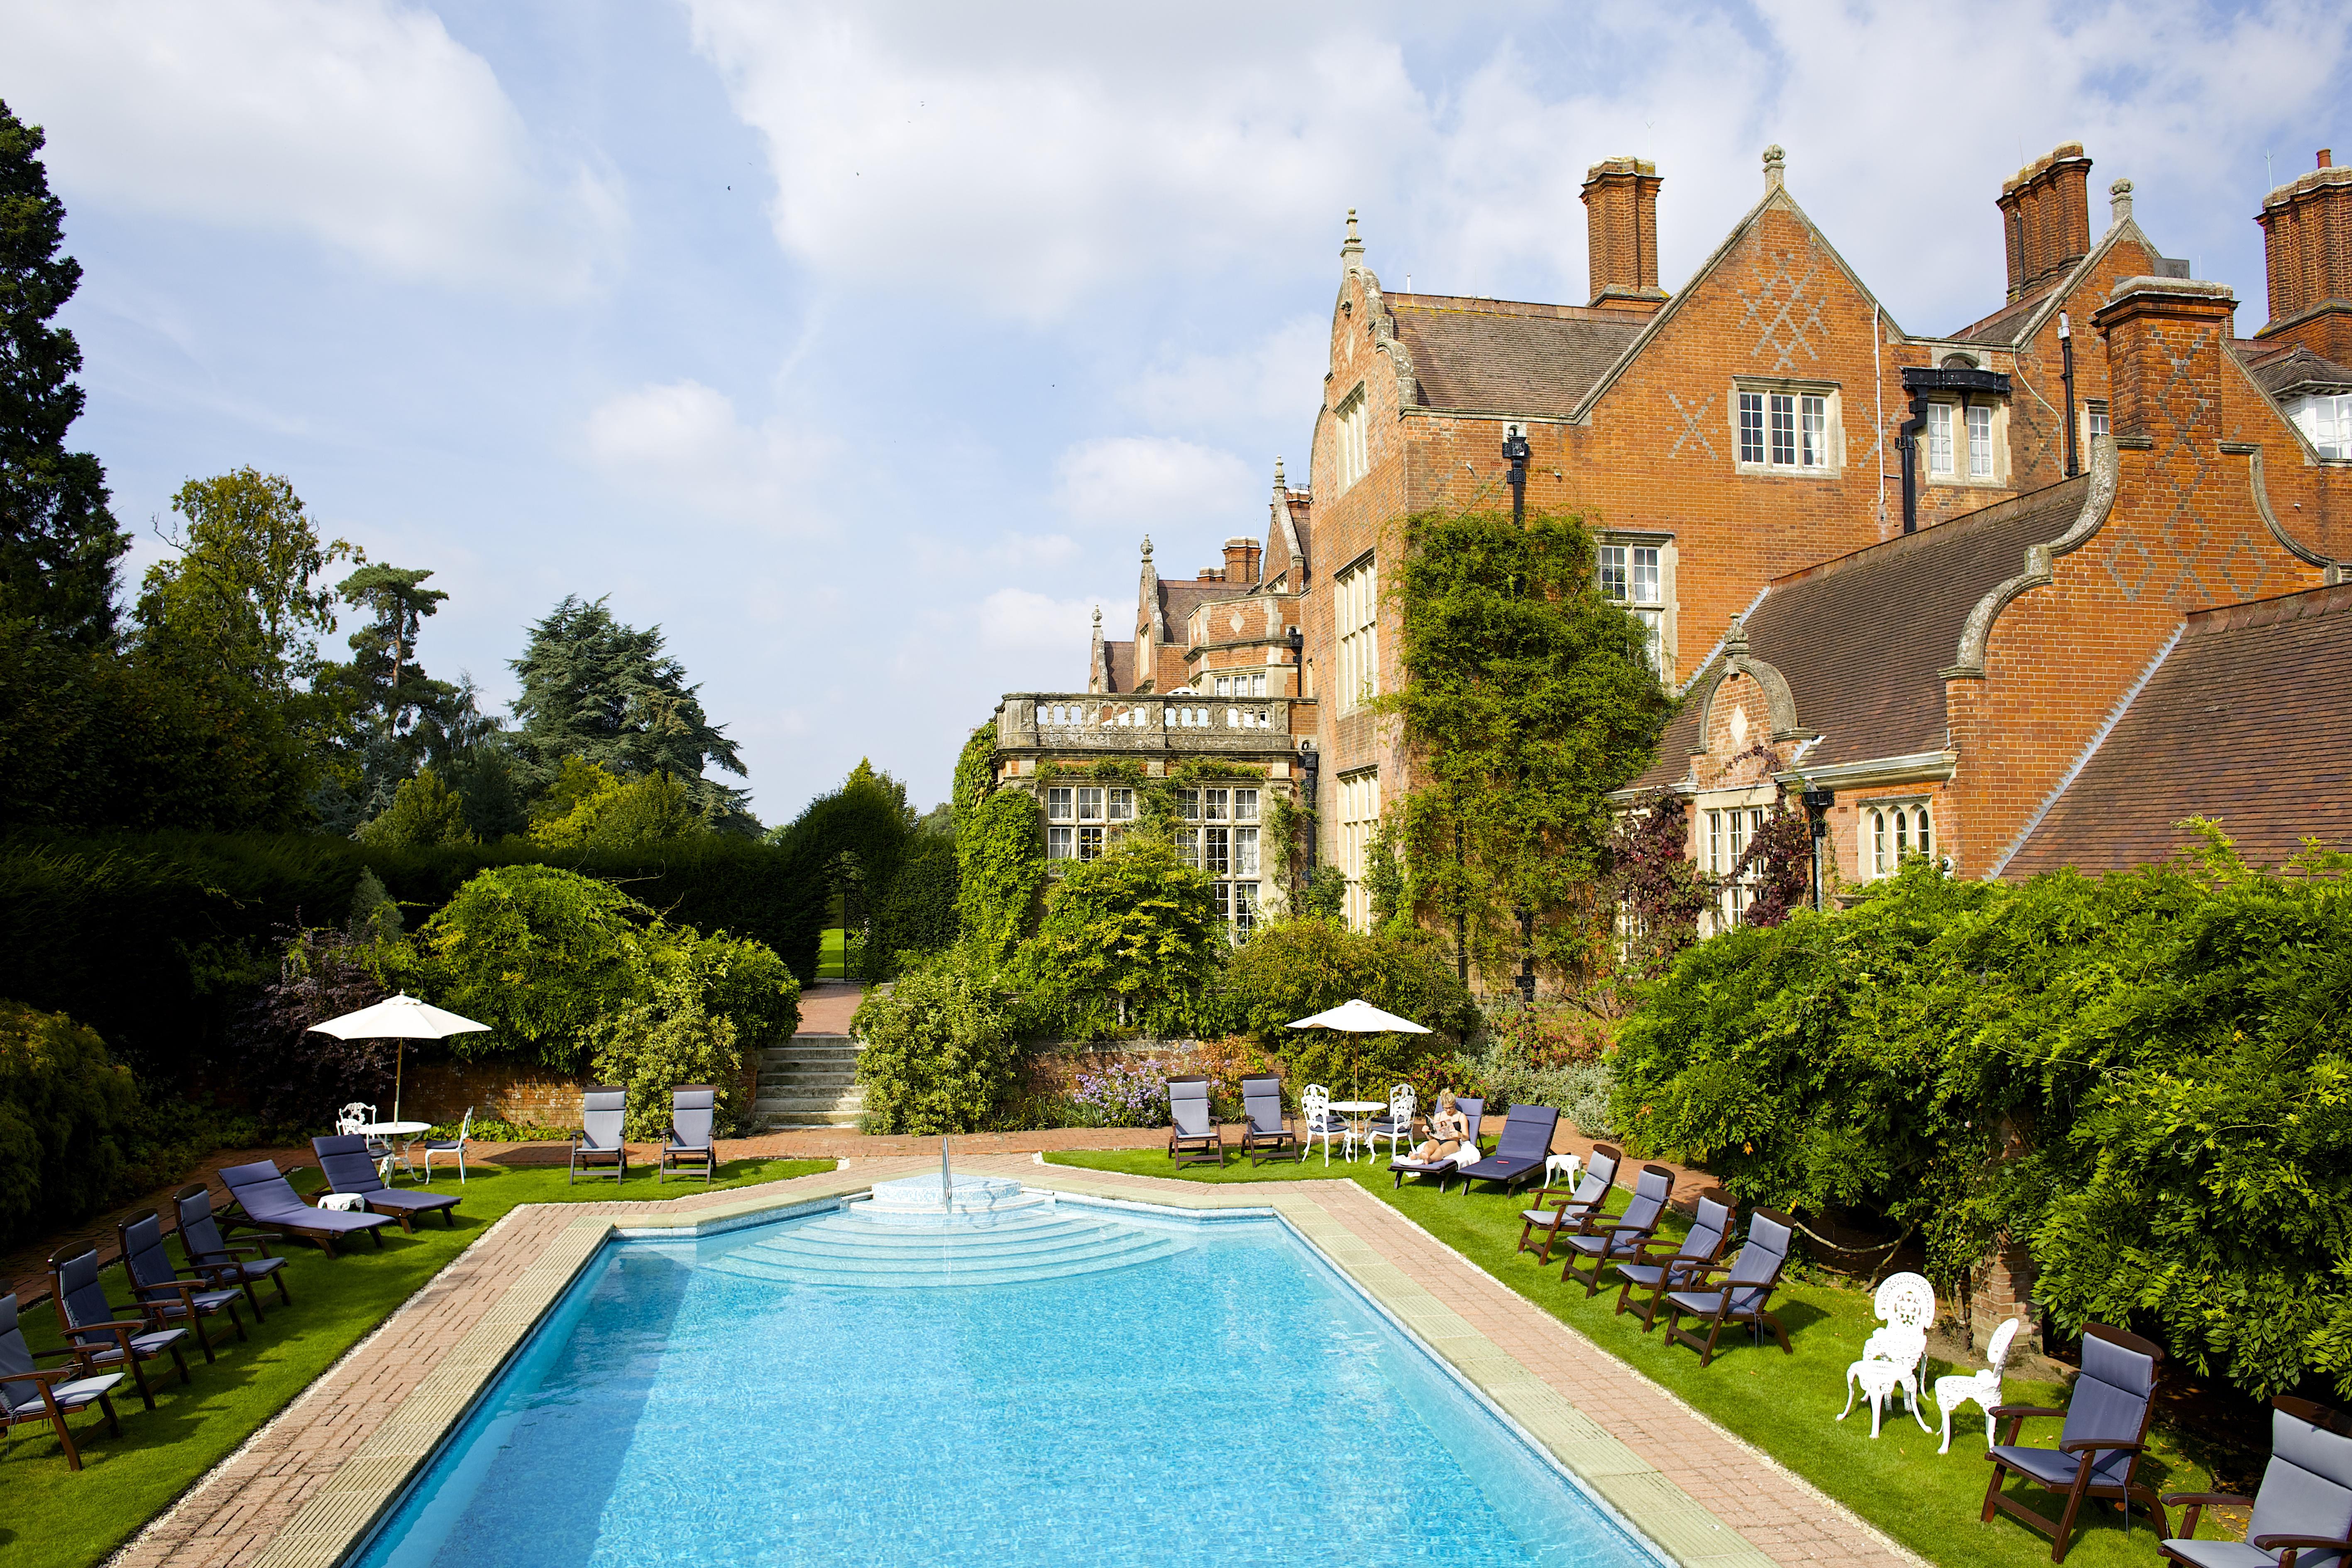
left=1222, top=537, right=1255, bottom=585
left=1580, top=157, right=1667, bottom=311
left=1996, top=143, right=2094, bottom=300
left=2093, top=275, right=2237, bottom=443
left=2255, top=150, right=2352, bottom=364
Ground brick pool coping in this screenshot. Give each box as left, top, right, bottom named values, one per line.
left=132, top=1157, right=1918, bottom=1568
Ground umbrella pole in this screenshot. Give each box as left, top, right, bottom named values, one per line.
left=394, top=1041, right=403, bottom=1123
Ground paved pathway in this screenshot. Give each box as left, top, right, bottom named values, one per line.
left=118, top=1156, right=1914, bottom=1568
left=794, top=979, right=863, bottom=1032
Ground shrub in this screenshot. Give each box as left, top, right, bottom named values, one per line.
left=0, top=1002, right=140, bottom=1248
left=234, top=925, right=401, bottom=1126
left=357, top=767, right=474, bottom=847
left=1222, top=918, right=1479, bottom=1046
left=1014, top=835, right=1219, bottom=1040
left=1613, top=839, right=2352, bottom=1402
left=532, top=771, right=707, bottom=848
left=1068, top=1060, right=1170, bottom=1128
left=853, top=943, right=1019, bottom=1134
left=870, top=832, right=959, bottom=975
left=957, top=787, right=1044, bottom=965
left=588, top=991, right=744, bottom=1141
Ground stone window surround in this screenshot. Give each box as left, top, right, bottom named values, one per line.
left=1731, top=376, right=1843, bottom=477
left=1856, top=794, right=1934, bottom=880
left=1595, top=528, right=1677, bottom=682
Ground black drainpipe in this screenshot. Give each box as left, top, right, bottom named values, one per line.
left=2059, top=312, right=2079, bottom=477
left=1898, top=366, right=2012, bottom=535
left=1897, top=386, right=1929, bottom=535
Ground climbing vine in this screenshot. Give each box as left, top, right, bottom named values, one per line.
left=1377, top=508, right=1675, bottom=988
left=956, top=788, right=1044, bottom=967
left=952, top=720, right=997, bottom=838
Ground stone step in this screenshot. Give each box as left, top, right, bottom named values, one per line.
left=762, top=1110, right=864, bottom=1127
left=755, top=1087, right=865, bottom=1108
left=768, top=1066, right=859, bottom=1085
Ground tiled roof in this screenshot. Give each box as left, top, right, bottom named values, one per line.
left=1101, top=639, right=1134, bottom=692
left=2239, top=340, right=2352, bottom=398
left=1946, top=278, right=2065, bottom=345
left=1156, top=580, right=1227, bottom=642
left=1386, top=298, right=1645, bottom=417
left=2002, top=582, right=2352, bottom=874
left=1627, top=478, right=2093, bottom=790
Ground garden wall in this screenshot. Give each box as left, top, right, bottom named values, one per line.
left=398, top=1053, right=762, bottom=1132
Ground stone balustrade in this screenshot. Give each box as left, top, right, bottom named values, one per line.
left=996, top=691, right=1312, bottom=756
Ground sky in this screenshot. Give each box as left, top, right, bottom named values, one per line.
left=5, top=0, right=2347, bottom=823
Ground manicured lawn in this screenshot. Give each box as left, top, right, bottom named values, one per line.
left=4, top=1156, right=833, bottom=1568
left=1046, top=1147, right=2235, bottom=1568
left=818, top=925, right=851, bottom=979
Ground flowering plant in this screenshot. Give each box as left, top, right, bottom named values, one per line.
left=1068, top=1060, right=1171, bottom=1128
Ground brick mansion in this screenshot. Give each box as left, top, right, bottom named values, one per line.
left=985, top=139, right=2352, bottom=942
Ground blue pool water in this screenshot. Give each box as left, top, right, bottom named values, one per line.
left=349, top=1199, right=1661, bottom=1568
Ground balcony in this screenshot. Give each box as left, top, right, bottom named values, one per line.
left=995, top=692, right=1314, bottom=756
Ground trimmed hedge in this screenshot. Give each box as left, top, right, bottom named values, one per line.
left=0, top=831, right=826, bottom=1086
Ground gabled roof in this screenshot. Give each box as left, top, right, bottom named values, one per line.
left=1570, top=183, right=1905, bottom=423
left=2001, top=582, right=2352, bottom=874
left=1100, top=640, right=1134, bottom=693
left=1385, top=295, right=1648, bottom=418
left=1156, top=579, right=1229, bottom=642
left=1940, top=217, right=2177, bottom=345
left=2237, top=340, right=2352, bottom=399
left=1628, top=477, right=2094, bottom=790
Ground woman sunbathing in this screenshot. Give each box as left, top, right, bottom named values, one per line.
left=1405, top=1090, right=1471, bottom=1164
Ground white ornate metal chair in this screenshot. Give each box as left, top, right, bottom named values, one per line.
left=335, top=1102, right=392, bottom=1179
left=1362, top=1084, right=1416, bottom=1162
left=1300, top=1085, right=1352, bottom=1164
left=1934, top=1316, right=2020, bottom=1453
left=1839, top=1271, right=1936, bottom=1437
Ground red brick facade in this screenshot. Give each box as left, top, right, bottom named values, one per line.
left=998, top=135, right=2352, bottom=935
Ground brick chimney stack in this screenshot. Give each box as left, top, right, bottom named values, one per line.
left=1580, top=157, right=1667, bottom=312
left=2091, top=275, right=2237, bottom=443
left=1997, top=143, right=2094, bottom=301
left=2254, top=149, right=2352, bottom=363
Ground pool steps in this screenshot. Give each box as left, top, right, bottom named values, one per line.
left=753, top=1031, right=864, bottom=1128
left=707, top=1206, right=1188, bottom=1289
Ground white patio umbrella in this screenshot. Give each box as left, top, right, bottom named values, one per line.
left=1286, top=998, right=1431, bottom=1102
left=307, top=993, right=490, bottom=1122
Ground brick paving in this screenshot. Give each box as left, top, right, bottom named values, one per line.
left=794, top=979, right=863, bottom=1032
left=119, top=1155, right=1915, bottom=1568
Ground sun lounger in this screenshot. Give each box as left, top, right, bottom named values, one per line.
left=314, top=1136, right=462, bottom=1231
left=1517, top=1144, right=1619, bottom=1263
left=218, top=1159, right=393, bottom=1256
left=2159, top=1395, right=2352, bottom=1568
left=1238, top=1076, right=1300, bottom=1165
left=1390, top=1096, right=1487, bottom=1190
left=1983, top=1321, right=2170, bottom=1559
left=660, top=1086, right=721, bottom=1183
left=570, top=1085, right=629, bottom=1184
left=1615, top=1191, right=1736, bottom=1329
left=1455, top=1104, right=1560, bottom=1197
left=1662, top=1208, right=1797, bottom=1367
left=1559, top=1164, right=1677, bottom=1296
left=116, top=1212, right=247, bottom=1362
left=1166, top=1075, right=1224, bottom=1166
left=175, top=1184, right=292, bottom=1321
left=0, top=1292, right=123, bottom=1470
left=47, top=1247, right=191, bottom=1411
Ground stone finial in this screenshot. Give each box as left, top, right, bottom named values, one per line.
left=1140, top=535, right=1154, bottom=560
left=1725, top=614, right=1749, bottom=656
left=1273, top=456, right=1287, bottom=494
left=2110, top=177, right=2134, bottom=225
left=1341, top=207, right=1364, bottom=270
left=1762, top=145, right=1786, bottom=193
left=1092, top=605, right=1102, bottom=627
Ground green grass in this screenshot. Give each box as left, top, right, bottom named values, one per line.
left=1046, top=1147, right=2236, bottom=1568
left=818, top=925, right=848, bottom=980
left=3, top=1156, right=833, bottom=1568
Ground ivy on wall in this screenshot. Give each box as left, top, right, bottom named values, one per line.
left=956, top=787, right=1044, bottom=966
left=1378, top=509, right=1675, bottom=988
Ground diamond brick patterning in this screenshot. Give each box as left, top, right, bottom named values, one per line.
left=1738, top=245, right=1828, bottom=374
left=136, top=1157, right=1912, bottom=1568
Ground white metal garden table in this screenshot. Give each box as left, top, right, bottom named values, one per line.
left=356, top=1120, right=431, bottom=1182
left=1327, top=1101, right=1387, bottom=1161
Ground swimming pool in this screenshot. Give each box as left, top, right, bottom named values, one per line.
left=347, top=1193, right=1665, bottom=1568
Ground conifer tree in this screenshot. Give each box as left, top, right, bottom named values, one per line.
left=0, top=100, right=124, bottom=644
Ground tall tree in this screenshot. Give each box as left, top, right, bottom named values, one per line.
left=509, top=595, right=748, bottom=820
left=136, top=468, right=353, bottom=693
left=333, top=563, right=448, bottom=736
left=0, top=100, right=125, bottom=645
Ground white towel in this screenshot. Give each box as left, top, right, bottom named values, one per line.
left=319, top=1193, right=368, bottom=1212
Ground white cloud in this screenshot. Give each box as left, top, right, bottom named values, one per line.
left=582, top=380, right=835, bottom=532
left=911, top=532, right=1081, bottom=576
left=1, top=0, right=623, bottom=294
left=1053, top=436, right=1256, bottom=531
left=977, top=588, right=1107, bottom=656
left=1125, top=317, right=1329, bottom=435
left=677, top=0, right=2347, bottom=332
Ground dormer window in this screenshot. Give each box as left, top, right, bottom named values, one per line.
left=2286, top=392, right=2352, bottom=458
